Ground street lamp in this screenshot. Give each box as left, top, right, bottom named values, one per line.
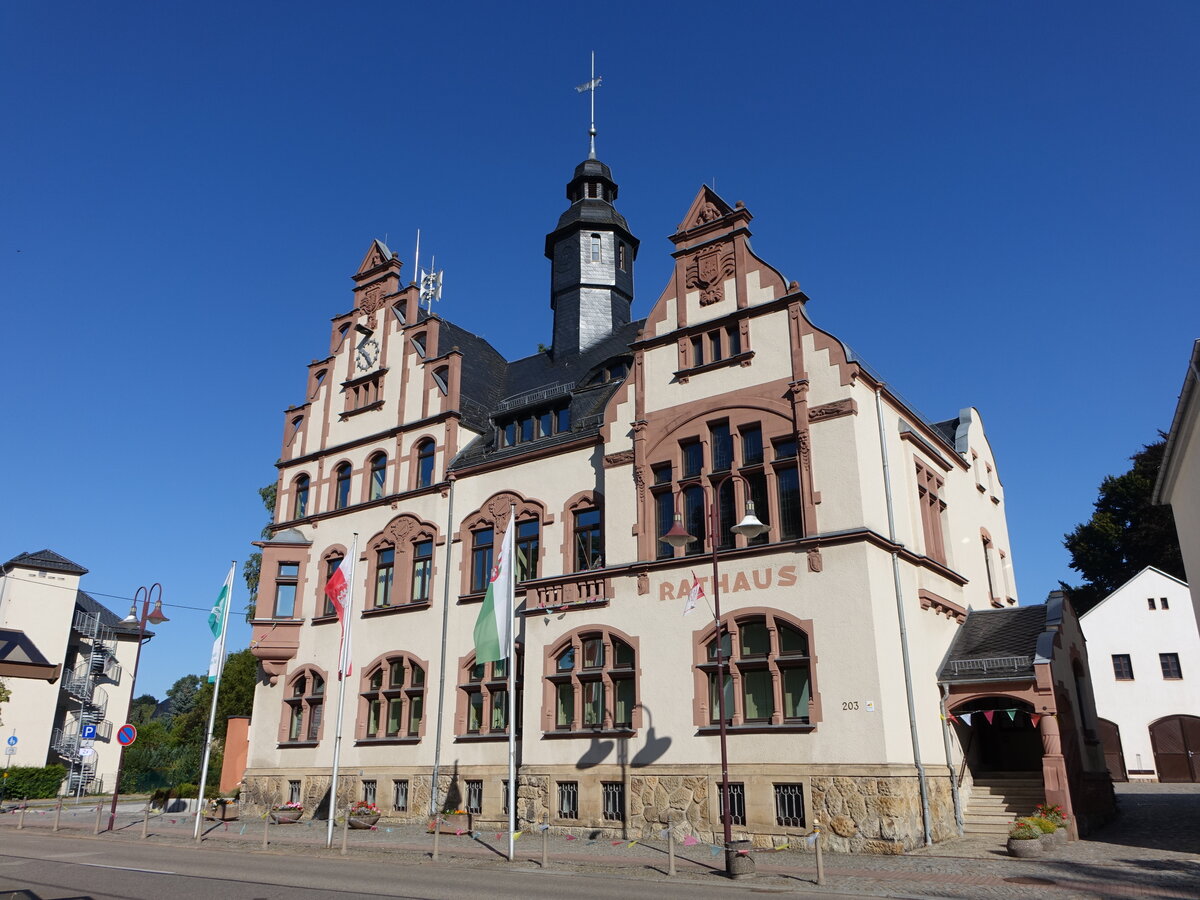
left=660, top=474, right=767, bottom=876
left=107, top=583, right=168, bottom=832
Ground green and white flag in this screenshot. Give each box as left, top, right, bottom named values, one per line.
left=207, top=563, right=235, bottom=682
left=472, top=519, right=514, bottom=664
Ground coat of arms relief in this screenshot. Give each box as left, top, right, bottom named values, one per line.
left=685, top=242, right=736, bottom=306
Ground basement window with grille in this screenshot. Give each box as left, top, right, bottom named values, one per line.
left=774, top=783, right=804, bottom=828
left=557, top=781, right=579, bottom=820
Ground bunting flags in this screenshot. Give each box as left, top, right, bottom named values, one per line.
left=945, top=707, right=1054, bottom=728
left=983, top=711, right=994, bottom=725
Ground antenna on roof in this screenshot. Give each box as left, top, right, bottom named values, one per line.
left=575, top=51, right=602, bottom=159
left=420, top=255, right=443, bottom=314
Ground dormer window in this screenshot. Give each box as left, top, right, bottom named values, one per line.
left=411, top=332, right=427, bottom=358
left=497, top=403, right=572, bottom=448
left=590, top=234, right=601, bottom=263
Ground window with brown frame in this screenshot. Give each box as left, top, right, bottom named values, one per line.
left=334, top=463, right=352, bottom=510
left=415, top=440, right=436, bottom=488
left=358, top=655, right=425, bottom=741
left=273, top=562, right=299, bottom=618
left=697, top=613, right=814, bottom=729
left=283, top=669, right=325, bottom=743
left=915, top=460, right=947, bottom=565
left=293, top=474, right=310, bottom=518
left=548, top=631, right=636, bottom=733
left=369, top=453, right=387, bottom=501
left=459, top=653, right=522, bottom=737
left=322, top=555, right=342, bottom=617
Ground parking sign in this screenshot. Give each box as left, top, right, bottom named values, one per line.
left=81, top=724, right=97, bottom=741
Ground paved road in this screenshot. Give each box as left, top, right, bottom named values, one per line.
left=0, top=831, right=864, bottom=900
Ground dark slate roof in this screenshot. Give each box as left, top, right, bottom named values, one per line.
left=0, top=628, right=54, bottom=667
left=437, top=320, right=509, bottom=434
left=449, top=319, right=643, bottom=471
left=937, top=605, right=1048, bottom=683
left=3, top=549, right=88, bottom=576
left=931, top=417, right=960, bottom=447
left=75, top=590, right=141, bottom=635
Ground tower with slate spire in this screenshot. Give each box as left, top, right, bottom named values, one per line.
left=544, top=157, right=639, bottom=356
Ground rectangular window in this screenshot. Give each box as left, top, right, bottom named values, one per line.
left=716, top=480, right=735, bottom=550
left=573, top=508, right=603, bottom=571
left=653, top=463, right=673, bottom=485
left=491, top=688, right=509, bottom=731
left=782, top=665, right=811, bottom=722
left=367, top=698, right=380, bottom=735
left=466, top=780, right=483, bottom=815
left=773, top=437, right=797, bottom=460
left=362, top=780, right=377, bottom=806
left=602, top=782, right=625, bottom=822
left=520, top=416, right=535, bottom=443
left=708, top=330, right=723, bottom=363
left=288, top=705, right=302, bottom=741
left=556, top=405, right=572, bottom=433
left=375, top=548, right=394, bottom=607
left=289, top=780, right=301, bottom=805
left=591, top=235, right=601, bottom=262
left=467, top=691, right=484, bottom=733
left=723, top=782, right=746, bottom=826
left=557, top=781, right=579, bottom=819
left=516, top=520, right=540, bottom=581
left=613, top=677, right=634, bottom=728
left=727, top=324, right=742, bottom=356
left=776, top=466, right=801, bottom=539
left=746, top=471, right=769, bottom=545
left=583, top=681, right=604, bottom=727
left=1148, top=598, right=1157, bottom=610
left=682, top=441, right=704, bottom=478
left=306, top=700, right=322, bottom=741
left=539, top=410, right=553, bottom=438
left=655, top=490, right=675, bottom=560
left=741, top=425, right=763, bottom=466
left=407, top=693, right=423, bottom=736
left=274, top=563, right=299, bottom=618
left=690, top=335, right=704, bottom=368
left=555, top=682, right=574, bottom=729
left=411, top=540, right=433, bottom=602
left=742, top=669, right=774, bottom=722
left=708, top=672, right=734, bottom=724
left=710, top=422, right=732, bottom=471
left=1112, top=654, right=1134, bottom=681
left=618, top=243, right=626, bottom=271
left=1162, top=597, right=1170, bottom=610
left=386, top=698, right=402, bottom=736
left=471, top=528, right=494, bottom=593
left=392, top=779, right=408, bottom=812
left=1160, top=653, right=1183, bottom=679
left=323, top=559, right=340, bottom=616
left=502, top=422, right=516, bottom=447
left=774, top=784, right=805, bottom=828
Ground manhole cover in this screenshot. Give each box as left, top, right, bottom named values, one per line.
left=1004, top=876, right=1056, bottom=885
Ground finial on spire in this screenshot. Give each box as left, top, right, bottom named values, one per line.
left=575, top=51, right=602, bottom=159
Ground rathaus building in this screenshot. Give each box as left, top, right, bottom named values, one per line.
left=243, top=146, right=1103, bottom=852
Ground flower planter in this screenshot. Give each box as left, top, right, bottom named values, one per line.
left=348, top=813, right=380, bottom=829
left=1006, top=837, right=1042, bottom=858
left=428, top=812, right=473, bottom=834
left=206, top=804, right=239, bottom=822
left=1048, top=826, right=1068, bottom=847
left=271, top=808, right=303, bottom=824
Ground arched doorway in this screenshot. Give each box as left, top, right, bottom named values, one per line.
left=1149, top=715, right=1200, bottom=783
left=951, top=696, right=1042, bottom=775
left=1096, top=718, right=1127, bottom=782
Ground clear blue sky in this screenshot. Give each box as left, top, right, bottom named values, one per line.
left=3, top=2, right=1197, bottom=701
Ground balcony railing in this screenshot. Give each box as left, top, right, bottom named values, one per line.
left=949, top=655, right=1030, bottom=675
left=526, top=573, right=610, bottom=611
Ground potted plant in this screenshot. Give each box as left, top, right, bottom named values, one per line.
left=1006, top=818, right=1043, bottom=858
left=271, top=801, right=303, bottom=824
left=427, top=807, right=471, bottom=834
left=207, top=797, right=239, bottom=822
left=347, top=800, right=380, bottom=829
left=1034, top=803, right=1069, bottom=846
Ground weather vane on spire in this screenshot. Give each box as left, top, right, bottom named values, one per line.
left=575, top=51, right=602, bottom=159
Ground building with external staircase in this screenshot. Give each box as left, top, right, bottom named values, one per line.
left=0, top=550, right=143, bottom=794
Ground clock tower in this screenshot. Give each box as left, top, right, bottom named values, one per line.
left=544, top=158, right=639, bottom=356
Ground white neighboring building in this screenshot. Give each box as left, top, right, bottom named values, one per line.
left=1079, top=566, right=1200, bottom=782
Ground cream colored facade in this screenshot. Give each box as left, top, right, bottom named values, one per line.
left=245, top=163, right=1019, bottom=852
left=0, top=551, right=141, bottom=794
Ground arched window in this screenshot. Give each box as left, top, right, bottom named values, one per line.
left=590, top=233, right=601, bottom=262
left=357, top=654, right=426, bottom=741
left=545, top=629, right=639, bottom=734
left=415, top=440, right=435, bottom=488
left=457, top=652, right=522, bottom=737
left=369, top=453, right=387, bottom=501
left=293, top=474, right=310, bottom=519
left=321, top=550, right=344, bottom=617
left=334, top=463, right=352, bottom=509
left=694, top=612, right=817, bottom=730
left=281, top=668, right=326, bottom=744
left=364, top=515, right=438, bottom=610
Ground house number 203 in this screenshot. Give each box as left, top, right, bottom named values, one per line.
left=842, top=701, right=859, bottom=711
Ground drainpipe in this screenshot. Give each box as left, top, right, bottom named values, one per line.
left=429, top=475, right=456, bottom=815
left=874, top=387, right=933, bottom=846
left=940, top=683, right=964, bottom=834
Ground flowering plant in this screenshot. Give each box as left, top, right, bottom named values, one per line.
left=1008, top=818, right=1040, bottom=840
left=350, top=801, right=379, bottom=814
left=209, top=797, right=237, bottom=808
left=1033, top=803, right=1066, bottom=826
left=276, top=801, right=304, bottom=810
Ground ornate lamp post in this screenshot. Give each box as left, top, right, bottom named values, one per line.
left=107, top=583, right=168, bottom=832
left=660, top=475, right=767, bottom=876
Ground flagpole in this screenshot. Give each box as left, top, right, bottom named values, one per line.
left=430, top=476, right=457, bottom=816
left=507, top=503, right=517, bottom=863
left=193, top=561, right=236, bottom=841
left=326, top=533, right=358, bottom=848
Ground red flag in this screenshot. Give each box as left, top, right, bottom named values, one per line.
left=983, top=710, right=994, bottom=725
left=683, top=571, right=704, bottom=616
left=324, top=565, right=353, bottom=678
left=1030, top=714, right=1042, bottom=728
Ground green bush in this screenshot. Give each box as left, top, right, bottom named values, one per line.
left=1028, top=816, right=1057, bottom=834
left=2, top=765, right=67, bottom=799
left=1008, top=818, right=1040, bottom=840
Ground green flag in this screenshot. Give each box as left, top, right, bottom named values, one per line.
left=208, top=564, right=235, bottom=682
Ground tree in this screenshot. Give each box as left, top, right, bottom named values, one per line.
left=243, top=483, right=278, bottom=622
left=165, top=674, right=202, bottom=718
left=130, top=693, right=159, bottom=725
left=171, top=650, right=258, bottom=744
left=1062, top=438, right=1185, bottom=615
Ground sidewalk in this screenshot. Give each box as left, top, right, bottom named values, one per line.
left=3, top=783, right=1196, bottom=899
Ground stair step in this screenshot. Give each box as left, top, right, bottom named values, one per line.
left=964, top=813, right=1022, bottom=825
left=963, top=824, right=1011, bottom=835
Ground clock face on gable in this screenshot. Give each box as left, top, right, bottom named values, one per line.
left=356, top=337, right=380, bottom=372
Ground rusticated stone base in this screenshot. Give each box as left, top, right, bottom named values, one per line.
left=810, top=774, right=956, bottom=853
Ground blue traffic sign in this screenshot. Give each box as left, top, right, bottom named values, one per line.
left=5, top=736, right=15, bottom=747
left=116, top=724, right=137, bottom=747
left=81, top=724, right=97, bottom=741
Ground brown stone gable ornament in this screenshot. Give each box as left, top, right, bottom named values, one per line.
left=358, top=284, right=385, bottom=327
left=686, top=243, right=736, bottom=306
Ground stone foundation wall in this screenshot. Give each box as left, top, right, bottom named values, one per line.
left=810, top=774, right=956, bottom=853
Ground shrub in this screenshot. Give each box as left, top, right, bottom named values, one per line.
left=1008, top=819, right=1041, bottom=840
left=2, top=765, right=67, bottom=799
left=350, top=800, right=378, bottom=814
left=1034, top=803, right=1066, bottom=826
left=1028, top=816, right=1057, bottom=834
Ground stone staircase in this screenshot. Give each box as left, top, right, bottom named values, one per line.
left=962, top=773, right=1044, bottom=835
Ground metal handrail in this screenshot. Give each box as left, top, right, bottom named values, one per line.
left=949, top=655, right=1029, bottom=674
